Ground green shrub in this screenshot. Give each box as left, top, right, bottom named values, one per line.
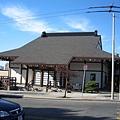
left=85, top=87, right=99, bottom=93
left=85, top=80, right=98, bottom=87
left=85, top=81, right=99, bottom=93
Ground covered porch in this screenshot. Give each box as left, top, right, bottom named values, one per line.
left=1, top=56, right=120, bottom=92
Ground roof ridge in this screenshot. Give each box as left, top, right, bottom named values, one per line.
left=41, top=30, right=98, bottom=37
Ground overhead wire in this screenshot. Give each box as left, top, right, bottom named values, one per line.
left=0, top=7, right=88, bottom=24
left=0, top=5, right=120, bottom=24
left=0, top=12, right=86, bottom=24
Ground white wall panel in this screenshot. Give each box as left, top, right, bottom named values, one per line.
left=28, top=69, right=33, bottom=83
left=11, top=68, right=21, bottom=83
left=49, top=71, right=54, bottom=86
left=22, top=70, right=26, bottom=84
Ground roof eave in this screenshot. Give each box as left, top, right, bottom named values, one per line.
left=11, top=61, right=68, bottom=66
left=0, top=56, right=18, bottom=61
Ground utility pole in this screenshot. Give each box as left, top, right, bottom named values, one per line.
left=111, top=13, right=115, bottom=100
left=86, top=4, right=120, bottom=100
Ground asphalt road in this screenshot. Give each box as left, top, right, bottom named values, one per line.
left=4, top=98, right=118, bottom=120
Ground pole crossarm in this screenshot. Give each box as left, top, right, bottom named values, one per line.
left=87, top=4, right=120, bottom=14
left=88, top=5, right=120, bottom=9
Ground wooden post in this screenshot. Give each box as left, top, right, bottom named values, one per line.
left=54, top=71, right=56, bottom=88
left=25, top=65, right=29, bottom=87
left=7, top=78, right=10, bottom=91
left=40, top=71, right=43, bottom=87
left=63, top=76, right=67, bottom=98
left=20, top=64, right=22, bottom=84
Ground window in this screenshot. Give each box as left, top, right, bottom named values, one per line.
left=90, top=73, right=96, bottom=81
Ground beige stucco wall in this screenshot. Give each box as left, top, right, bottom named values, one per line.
left=0, top=70, right=9, bottom=76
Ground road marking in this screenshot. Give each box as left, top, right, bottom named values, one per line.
left=117, top=102, right=120, bottom=120
left=117, top=112, right=120, bottom=115
left=117, top=117, right=120, bottom=120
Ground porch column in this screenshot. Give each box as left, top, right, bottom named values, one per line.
left=101, top=60, right=103, bottom=89
left=20, top=64, right=22, bottom=84
left=25, top=65, right=29, bottom=87
left=7, top=61, right=11, bottom=91
left=40, top=70, right=43, bottom=87
left=54, top=71, right=56, bottom=88
left=60, top=72, right=62, bottom=88
left=32, top=69, right=34, bottom=84
left=8, top=61, right=11, bottom=77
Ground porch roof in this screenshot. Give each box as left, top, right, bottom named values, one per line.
left=0, top=31, right=118, bottom=65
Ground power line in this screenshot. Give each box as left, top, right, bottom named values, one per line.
left=86, top=10, right=120, bottom=13
left=0, top=4, right=119, bottom=24
left=0, top=8, right=88, bottom=24
left=0, top=11, right=86, bottom=24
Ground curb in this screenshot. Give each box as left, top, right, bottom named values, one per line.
left=23, top=96, right=119, bottom=102
left=0, top=94, right=23, bottom=98
left=0, top=92, right=119, bottom=102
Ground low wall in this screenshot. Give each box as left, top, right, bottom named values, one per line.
left=0, top=70, right=9, bottom=77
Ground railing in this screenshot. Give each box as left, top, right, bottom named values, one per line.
left=72, top=83, right=82, bottom=91
left=0, top=76, right=17, bottom=90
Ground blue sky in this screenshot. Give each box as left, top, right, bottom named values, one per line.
left=0, top=0, right=120, bottom=66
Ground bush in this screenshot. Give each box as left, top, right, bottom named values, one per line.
left=86, top=81, right=98, bottom=87
left=85, top=81, right=99, bottom=93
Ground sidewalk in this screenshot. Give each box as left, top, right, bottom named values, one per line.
left=0, top=87, right=119, bottom=101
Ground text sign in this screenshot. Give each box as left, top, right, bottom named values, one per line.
left=83, top=64, right=88, bottom=70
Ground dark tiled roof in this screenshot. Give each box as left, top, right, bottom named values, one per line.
left=0, top=31, right=114, bottom=65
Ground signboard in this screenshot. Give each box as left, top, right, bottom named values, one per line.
left=83, top=64, right=88, bottom=70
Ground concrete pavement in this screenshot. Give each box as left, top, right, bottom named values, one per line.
left=0, top=87, right=119, bottom=101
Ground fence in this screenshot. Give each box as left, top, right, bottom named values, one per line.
left=0, top=76, right=17, bottom=90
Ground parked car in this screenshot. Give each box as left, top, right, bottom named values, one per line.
left=0, top=98, right=25, bottom=120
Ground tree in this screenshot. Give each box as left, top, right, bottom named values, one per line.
left=56, top=65, right=78, bottom=98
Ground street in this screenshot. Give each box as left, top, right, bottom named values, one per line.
left=4, top=98, right=118, bottom=120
